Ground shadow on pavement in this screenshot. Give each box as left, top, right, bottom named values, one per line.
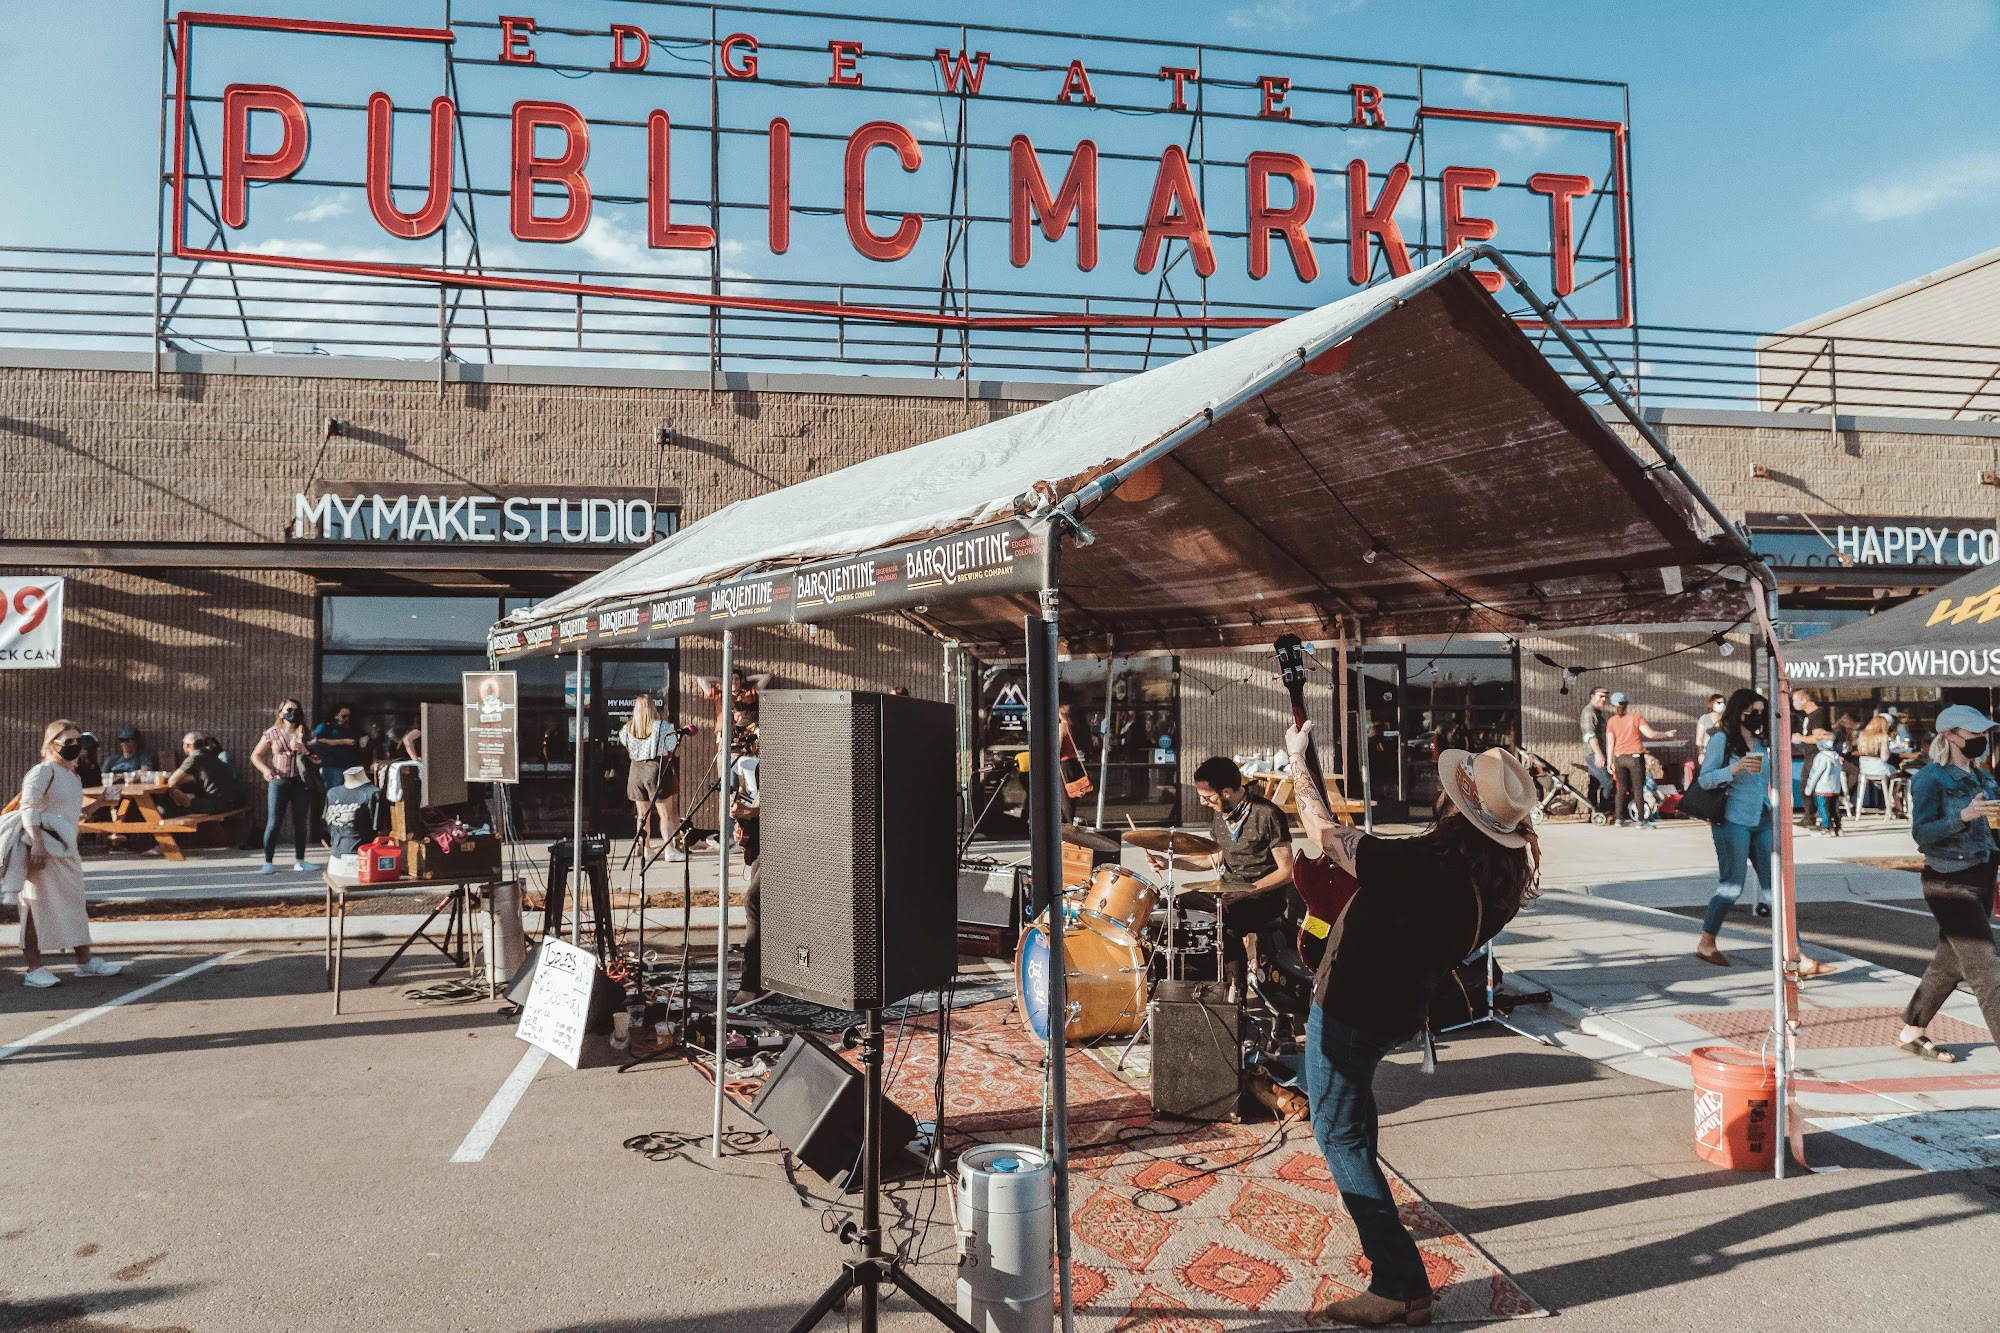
left=0, top=1284, right=199, bottom=1333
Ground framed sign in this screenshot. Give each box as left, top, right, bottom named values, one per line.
left=464, top=671, right=520, bottom=784
left=0, top=578, right=63, bottom=669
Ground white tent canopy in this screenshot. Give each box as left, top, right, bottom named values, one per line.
left=492, top=249, right=1756, bottom=660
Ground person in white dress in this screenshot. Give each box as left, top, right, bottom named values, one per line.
left=14, top=719, right=119, bottom=988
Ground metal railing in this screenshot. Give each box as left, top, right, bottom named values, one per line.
left=4, top=244, right=1999, bottom=420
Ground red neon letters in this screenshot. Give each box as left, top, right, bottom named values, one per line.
left=844, top=121, right=922, bottom=260
left=828, top=40, right=863, bottom=87
left=936, top=49, right=989, bottom=94
left=1009, top=136, right=1098, bottom=271
left=1350, top=84, right=1385, bottom=128
left=768, top=118, right=792, bottom=253
left=1258, top=76, right=1292, bottom=120
left=220, top=83, right=308, bottom=228
left=1159, top=66, right=1197, bottom=112
left=647, top=112, right=715, bottom=250
left=1528, top=172, right=1592, bottom=296
left=721, top=33, right=759, bottom=78
left=1440, top=165, right=1502, bottom=292
left=1055, top=61, right=1096, bottom=105
left=365, top=93, right=454, bottom=239
left=510, top=101, right=591, bottom=242
left=609, top=24, right=649, bottom=70
left=1346, top=159, right=1413, bottom=285
left=1135, top=145, right=1214, bottom=278
left=497, top=16, right=536, bottom=64
left=1246, top=152, right=1316, bottom=281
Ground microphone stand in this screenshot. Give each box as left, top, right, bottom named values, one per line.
left=620, top=752, right=723, bottom=1074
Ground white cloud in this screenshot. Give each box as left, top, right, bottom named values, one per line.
left=1866, top=0, right=1994, bottom=60
left=1458, top=72, right=1510, bottom=107
left=1497, top=124, right=1556, bottom=154
left=287, top=195, right=350, bottom=224
left=1224, top=0, right=1364, bottom=32
left=1820, top=148, right=2000, bottom=222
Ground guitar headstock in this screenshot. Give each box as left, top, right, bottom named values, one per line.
left=1273, top=634, right=1309, bottom=699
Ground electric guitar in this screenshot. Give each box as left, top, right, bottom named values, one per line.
left=1274, top=634, right=1362, bottom=971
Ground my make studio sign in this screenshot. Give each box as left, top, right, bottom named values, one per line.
left=293, top=486, right=671, bottom=544
left=169, top=6, right=1635, bottom=331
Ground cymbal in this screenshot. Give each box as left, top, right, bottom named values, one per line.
left=1059, top=824, right=1122, bottom=854
left=1121, top=827, right=1218, bottom=855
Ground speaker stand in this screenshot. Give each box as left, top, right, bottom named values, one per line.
left=1438, top=944, right=1552, bottom=1047
left=785, top=1009, right=980, bottom=1333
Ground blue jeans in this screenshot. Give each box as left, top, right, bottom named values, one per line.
left=264, top=776, right=312, bottom=862
left=1701, top=810, right=1773, bottom=935
left=1582, top=756, right=1613, bottom=813
left=1303, top=1006, right=1430, bottom=1301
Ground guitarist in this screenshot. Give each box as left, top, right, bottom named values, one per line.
left=1145, top=756, right=1293, bottom=995
left=1287, top=726, right=1542, bottom=1328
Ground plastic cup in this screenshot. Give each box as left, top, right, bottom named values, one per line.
left=1740, top=754, right=1764, bottom=775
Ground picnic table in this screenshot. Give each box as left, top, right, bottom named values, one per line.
left=76, top=778, right=234, bottom=861
left=1245, top=771, right=1365, bottom=826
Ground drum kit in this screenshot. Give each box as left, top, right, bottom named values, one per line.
left=1014, top=823, right=1236, bottom=1047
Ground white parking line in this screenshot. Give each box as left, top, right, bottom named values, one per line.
left=451, top=1046, right=549, bottom=1163
left=0, top=950, right=247, bottom=1063
left=1849, top=899, right=1935, bottom=918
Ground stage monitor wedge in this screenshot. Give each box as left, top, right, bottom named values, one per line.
left=760, top=689, right=956, bottom=1011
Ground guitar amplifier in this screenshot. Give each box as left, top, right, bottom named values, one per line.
left=1149, top=981, right=1243, bottom=1122
left=957, top=861, right=1021, bottom=956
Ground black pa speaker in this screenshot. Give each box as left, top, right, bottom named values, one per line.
left=1150, top=981, right=1243, bottom=1122
left=749, top=1032, right=919, bottom=1190
left=759, top=690, right=956, bottom=1011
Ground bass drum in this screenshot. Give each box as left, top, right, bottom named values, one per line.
left=1076, top=865, right=1159, bottom=934
left=1016, top=908, right=1148, bottom=1044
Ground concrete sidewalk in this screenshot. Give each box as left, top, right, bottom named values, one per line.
left=1494, top=820, right=2000, bottom=1172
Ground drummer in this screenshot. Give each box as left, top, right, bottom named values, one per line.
left=1146, top=756, right=1294, bottom=994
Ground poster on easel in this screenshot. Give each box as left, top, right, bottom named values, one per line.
left=463, top=671, right=519, bottom=783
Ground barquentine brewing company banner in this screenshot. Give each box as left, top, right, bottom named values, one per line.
left=486, top=521, right=1046, bottom=659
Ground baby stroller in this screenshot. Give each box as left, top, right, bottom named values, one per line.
left=1523, top=750, right=1607, bottom=825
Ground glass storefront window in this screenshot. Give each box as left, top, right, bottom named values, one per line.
left=324, top=596, right=500, bottom=650
left=1056, top=657, right=1181, bottom=826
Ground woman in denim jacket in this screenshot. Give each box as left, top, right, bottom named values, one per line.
left=1693, top=689, right=1837, bottom=973
left=1898, top=704, right=2000, bottom=1062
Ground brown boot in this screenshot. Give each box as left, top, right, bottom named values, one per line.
left=1321, top=1291, right=1434, bottom=1327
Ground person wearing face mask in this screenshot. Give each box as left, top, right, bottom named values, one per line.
left=248, top=698, right=315, bottom=875
left=1692, top=690, right=1836, bottom=971
left=1694, top=694, right=1727, bottom=753
left=5, top=720, right=119, bottom=987
left=1897, top=704, right=2000, bottom=1063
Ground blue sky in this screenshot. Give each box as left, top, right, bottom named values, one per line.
left=3, top=0, right=1997, bottom=333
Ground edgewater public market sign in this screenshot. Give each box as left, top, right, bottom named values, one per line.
left=166, top=5, right=1636, bottom=330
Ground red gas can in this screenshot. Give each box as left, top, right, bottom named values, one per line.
left=358, top=837, right=404, bottom=884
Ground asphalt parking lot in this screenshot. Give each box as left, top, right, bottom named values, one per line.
left=5, top=938, right=1999, bottom=1332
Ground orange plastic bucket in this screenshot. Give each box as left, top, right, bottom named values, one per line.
left=1690, top=1046, right=1776, bottom=1171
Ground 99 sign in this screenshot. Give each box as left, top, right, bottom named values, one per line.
left=0, top=585, right=52, bottom=636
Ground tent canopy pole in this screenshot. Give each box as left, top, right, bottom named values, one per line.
left=572, top=648, right=586, bottom=947
left=712, top=629, right=736, bottom=1158
left=1026, top=566, right=1075, bottom=1333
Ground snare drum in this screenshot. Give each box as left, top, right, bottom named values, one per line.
left=1078, top=865, right=1159, bottom=932
left=1015, top=909, right=1148, bottom=1043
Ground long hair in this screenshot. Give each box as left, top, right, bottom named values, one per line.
left=1858, top=714, right=1889, bottom=757
left=629, top=693, right=657, bottom=741
left=271, top=698, right=304, bottom=740
left=1717, top=688, right=1767, bottom=760
left=41, top=718, right=78, bottom=761
left=1416, top=805, right=1540, bottom=941
left=1931, top=730, right=1957, bottom=766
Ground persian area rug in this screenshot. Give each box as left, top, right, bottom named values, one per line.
left=884, top=1001, right=1546, bottom=1328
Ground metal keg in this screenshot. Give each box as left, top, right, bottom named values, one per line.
left=481, top=878, right=527, bottom=986
left=956, top=1143, right=1054, bottom=1333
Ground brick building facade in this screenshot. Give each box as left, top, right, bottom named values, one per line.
left=3, top=348, right=1997, bottom=832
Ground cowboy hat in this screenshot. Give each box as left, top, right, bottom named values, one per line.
left=1436, top=747, right=1535, bottom=849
